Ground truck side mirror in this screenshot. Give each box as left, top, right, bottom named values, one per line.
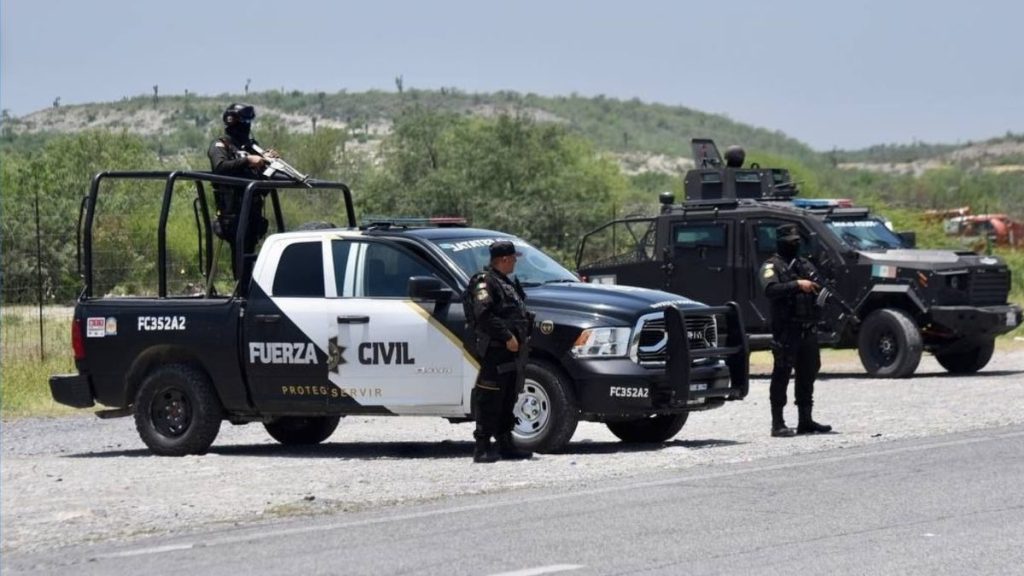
left=897, top=231, right=916, bottom=248
left=408, top=276, right=453, bottom=302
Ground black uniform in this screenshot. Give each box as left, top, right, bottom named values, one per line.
left=470, top=267, right=528, bottom=435
left=760, top=253, right=820, bottom=405
left=759, top=227, right=832, bottom=436
left=468, top=260, right=533, bottom=462
left=207, top=135, right=268, bottom=277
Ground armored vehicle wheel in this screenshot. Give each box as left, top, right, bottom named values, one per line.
left=936, top=339, right=995, bottom=374
left=512, top=361, right=579, bottom=453
left=857, top=308, right=922, bottom=378
left=133, top=364, right=223, bottom=456
left=264, top=416, right=341, bottom=445
left=606, top=413, right=688, bottom=443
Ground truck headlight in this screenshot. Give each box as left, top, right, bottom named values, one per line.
left=571, top=327, right=631, bottom=358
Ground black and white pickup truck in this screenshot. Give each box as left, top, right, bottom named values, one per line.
left=50, top=172, right=749, bottom=455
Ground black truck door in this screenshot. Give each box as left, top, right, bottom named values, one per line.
left=667, top=219, right=733, bottom=306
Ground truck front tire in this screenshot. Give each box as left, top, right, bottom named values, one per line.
left=264, top=416, right=341, bottom=445
left=606, top=413, right=688, bottom=443
left=936, top=339, right=995, bottom=374
left=857, top=308, right=922, bottom=378
left=133, top=364, right=223, bottom=456
left=512, top=361, right=579, bottom=453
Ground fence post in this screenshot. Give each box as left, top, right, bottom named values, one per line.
left=34, top=188, right=45, bottom=361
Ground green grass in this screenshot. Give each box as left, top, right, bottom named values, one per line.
left=1, top=307, right=76, bottom=417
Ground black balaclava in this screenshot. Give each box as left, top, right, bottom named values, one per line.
left=777, top=237, right=800, bottom=261
left=225, top=121, right=251, bottom=143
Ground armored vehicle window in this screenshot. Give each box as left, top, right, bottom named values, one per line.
left=753, top=222, right=815, bottom=259
left=361, top=243, right=436, bottom=298
left=674, top=224, right=726, bottom=249
left=273, top=241, right=325, bottom=297
left=825, top=218, right=904, bottom=251
left=576, top=219, right=656, bottom=269
left=698, top=171, right=723, bottom=199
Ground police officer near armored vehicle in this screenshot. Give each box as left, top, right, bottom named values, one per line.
left=759, top=224, right=833, bottom=437
left=207, top=103, right=278, bottom=277
left=467, top=240, right=534, bottom=463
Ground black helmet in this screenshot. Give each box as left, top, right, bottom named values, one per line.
left=222, top=103, right=255, bottom=125
left=724, top=145, right=745, bottom=168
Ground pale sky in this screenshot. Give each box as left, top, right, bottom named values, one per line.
left=2, top=0, right=1022, bottom=150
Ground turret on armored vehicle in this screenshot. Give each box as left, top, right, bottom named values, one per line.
left=578, top=139, right=1022, bottom=378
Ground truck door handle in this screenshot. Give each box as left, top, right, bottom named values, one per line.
left=708, top=266, right=723, bottom=272
left=337, top=315, right=370, bottom=324
left=254, top=314, right=281, bottom=323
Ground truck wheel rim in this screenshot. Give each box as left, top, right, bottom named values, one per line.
left=513, top=379, right=550, bottom=440
left=151, top=387, right=192, bottom=438
left=875, top=332, right=897, bottom=366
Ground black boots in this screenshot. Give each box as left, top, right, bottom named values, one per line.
left=797, top=405, right=832, bottom=434
left=497, top=432, right=533, bottom=460
left=771, top=404, right=796, bottom=438
left=473, top=437, right=498, bottom=463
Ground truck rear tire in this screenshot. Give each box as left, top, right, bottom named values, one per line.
left=936, top=339, right=995, bottom=374
left=512, top=361, right=579, bottom=453
left=857, top=308, right=922, bottom=378
left=264, top=416, right=341, bottom=445
left=134, top=364, right=223, bottom=456
left=606, top=413, right=688, bottom=443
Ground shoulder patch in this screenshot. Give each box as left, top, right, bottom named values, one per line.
left=762, top=266, right=775, bottom=279
left=215, top=141, right=225, bottom=148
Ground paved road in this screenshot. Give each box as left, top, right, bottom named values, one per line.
left=4, top=350, right=1024, bottom=573
left=5, top=425, right=1024, bottom=575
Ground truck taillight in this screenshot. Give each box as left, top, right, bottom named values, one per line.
left=72, top=318, right=85, bottom=360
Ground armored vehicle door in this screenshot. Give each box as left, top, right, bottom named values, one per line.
left=665, top=219, right=734, bottom=306
left=743, top=219, right=818, bottom=331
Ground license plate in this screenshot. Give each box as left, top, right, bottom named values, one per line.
left=689, top=383, right=707, bottom=392
left=1008, top=312, right=1018, bottom=327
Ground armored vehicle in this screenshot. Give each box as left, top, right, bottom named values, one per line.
left=578, top=139, right=1022, bottom=378
left=50, top=171, right=748, bottom=455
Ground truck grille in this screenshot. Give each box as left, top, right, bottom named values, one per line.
left=632, top=313, right=717, bottom=366
left=968, top=269, right=1010, bottom=306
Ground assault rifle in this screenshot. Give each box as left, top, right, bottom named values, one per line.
left=789, top=258, right=860, bottom=325
left=498, top=313, right=533, bottom=394
left=514, top=313, right=535, bottom=394
left=250, top=143, right=312, bottom=187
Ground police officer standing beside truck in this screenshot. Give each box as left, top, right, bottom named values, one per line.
left=467, top=240, right=534, bottom=463
left=759, top=224, right=833, bottom=438
left=207, top=103, right=278, bottom=277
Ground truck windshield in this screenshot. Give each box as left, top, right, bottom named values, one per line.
left=826, top=218, right=905, bottom=251
left=431, top=236, right=579, bottom=286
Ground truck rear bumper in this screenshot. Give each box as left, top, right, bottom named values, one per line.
left=49, top=373, right=95, bottom=408
left=929, top=305, right=1022, bottom=338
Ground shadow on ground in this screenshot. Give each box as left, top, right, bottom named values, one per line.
left=64, top=437, right=743, bottom=460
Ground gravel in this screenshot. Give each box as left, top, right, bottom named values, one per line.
left=3, top=350, right=1024, bottom=554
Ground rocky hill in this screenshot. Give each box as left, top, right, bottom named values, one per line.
left=3, top=90, right=1022, bottom=178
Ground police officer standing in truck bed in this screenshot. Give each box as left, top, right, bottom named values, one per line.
left=759, top=224, right=833, bottom=438
left=467, top=240, right=535, bottom=463
left=208, top=103, right=277, bottom=278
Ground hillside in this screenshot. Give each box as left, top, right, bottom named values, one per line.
left=5, top=89, right=1022, bottom=180
left=1, top=89, right=818, bottom=166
